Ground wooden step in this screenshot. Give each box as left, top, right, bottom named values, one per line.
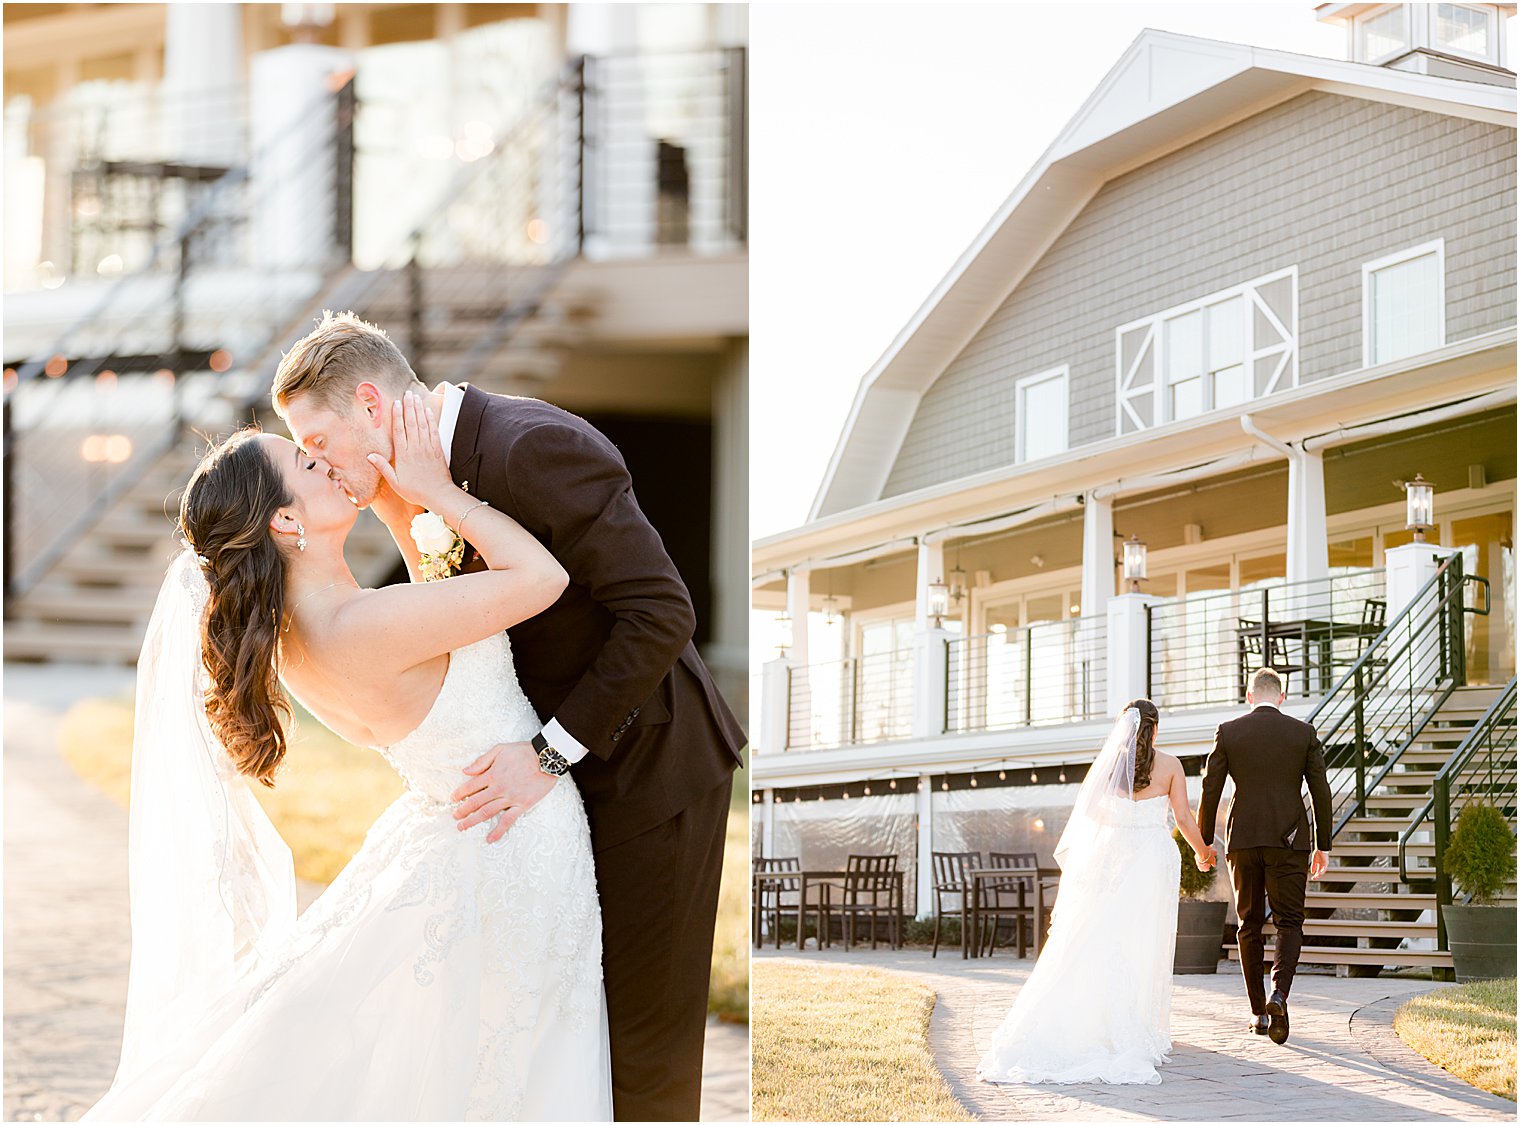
left=9, top=590, right=153, bottom=625
left=2, top=620, right=145, bottom=663
left=1341, top=817, right=1414, bottom=833
left=1306, top=866, right=1404, bottom=883
left=1333, top=841, right=1434, bottom=858
left=1262, top=919, right=1438, bottom=939
left=1226, top=943, right=1451, bottom=968
left=1306, top=891, right=1434, bottom=910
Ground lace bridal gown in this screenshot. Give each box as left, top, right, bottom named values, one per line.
left=977, top=714, right=1181, bottom=1087
left=83, top=602, right=612, bottom=1122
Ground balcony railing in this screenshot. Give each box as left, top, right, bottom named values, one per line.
left=786, top=650, right=913, bottom=751
left=946, top=616, right=1108, bottom=733
left=1147, top=568, right=1387, bottom=712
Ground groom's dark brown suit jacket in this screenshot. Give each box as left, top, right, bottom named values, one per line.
left=1199, top=705, right=1333, bottom=854
left=448, top=384, right=745, bottom=850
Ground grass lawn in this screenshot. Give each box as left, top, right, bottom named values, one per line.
left=59, top=694, right=749, bottom=1022
left=752, top=960, right=972, bottom=1122
left=1394, top=977, right=1516, bottom=1101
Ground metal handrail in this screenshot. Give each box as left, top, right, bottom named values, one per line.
left=1397, top=677, right=1516, bottom=885
left=1304, top=554, right=1490, bottom=836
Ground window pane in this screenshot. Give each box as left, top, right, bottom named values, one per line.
left=1359, top=6, right=1406, bottom=58
left=1184, top=562, right=1232, bottom=595
left=1020, top=374, right=1067, bottom=461
left=1171, top=375, right=1202, bottom=421
left=1371, top=253, right=1440, bottom=364
left=1165, top=309, right=1203, bottom=385
left=1214, top=365, right=1247, bottom=409
left=1329, top=536, right=1375, bottom=570
left=1207, top=296, right=1244, bottom=371
left=1436, top=4, right=1489, bottom=54
left=1239, top=553, right=1286, bottom=591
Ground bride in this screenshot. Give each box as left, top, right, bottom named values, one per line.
left=82, top=394, right=611, bottom=1120
left=977, top=699, right=1214, bottom=1086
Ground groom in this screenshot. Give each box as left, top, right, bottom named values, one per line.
left=272, top=311, right=746, bottom=1121
left=1197, top=666, right=1332, bottom=1046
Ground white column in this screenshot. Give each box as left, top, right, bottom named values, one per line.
left=1286, top=447, right=1329, bottom=586
left=1081, top=491, right=1115, bottom=624
left=761, top=788, right=775, bottom=856
left=915, top=539, right=945, bottom=629
left=250, top=44, right=354, bottom=271
left=758, top=656, right=793, bottom=755
left=916, top=774, right=934, bottom=920
left=705, top=338, right=748, bottom=708
left=784, top=569, right=811, bottom=669
left=163, top=4, right=244, bottom=167
left=1107, top=592, right=1162, bottom=708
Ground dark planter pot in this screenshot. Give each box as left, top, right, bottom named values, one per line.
left=1175, top=898, right=1228, bottom=974
left=1444, top=902, right=1518, bottom=983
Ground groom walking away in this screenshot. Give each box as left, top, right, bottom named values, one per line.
left=272, top=312, right=746, bottom=1121
left=1197, top=667, right=1332, bottom=1046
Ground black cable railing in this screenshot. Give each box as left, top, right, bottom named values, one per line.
left=1398, top=678, right=1516, bottom=946
left=787, top=650, right=913, bottom=751
left=1146, top=569, right=1387, bottom=711
left=945, top=616, right=1107, bottom=733
left=4, top=79, right=353, bottom=604
left=1303, top=554, right=1490, bottom=839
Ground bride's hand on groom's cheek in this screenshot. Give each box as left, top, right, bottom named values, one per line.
left=451, top=740, right=557, bottom=844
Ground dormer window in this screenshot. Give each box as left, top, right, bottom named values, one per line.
left=1357, top=5, right=1409, bottom=62
left=1434, top=3, right=1494, bottom=57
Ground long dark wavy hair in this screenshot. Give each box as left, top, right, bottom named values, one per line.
left=179, top=428, right=294, bottom=787
left=1123, top=698, right=1161, bottom=792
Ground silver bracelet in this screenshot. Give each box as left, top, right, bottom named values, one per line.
left=454, top=498, right=491, bottom=539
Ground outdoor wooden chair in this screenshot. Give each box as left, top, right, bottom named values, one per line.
left=977, top=851, right=1038, bottom=957
left=1237, top=624, right=1303, bottom=698
left=930, top=850, right=980, bottom=959
left=755, top=856, right=803, bottom=949
left=826, top=853, right=902, bottom=951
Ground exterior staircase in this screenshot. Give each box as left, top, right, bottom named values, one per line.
left=1223, top=555, right=1515, bottom=977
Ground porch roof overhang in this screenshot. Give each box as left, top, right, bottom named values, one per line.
left=754, top=329, right=1516, bottom=581
left=751, top=701, right=1316, bottom=788
left=807, top=26, right=1517, bottom=523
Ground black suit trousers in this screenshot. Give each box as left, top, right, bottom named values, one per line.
left=593, top=776, right=731, bottom=1122
left=1229, top=845, right=1308, bottom=1012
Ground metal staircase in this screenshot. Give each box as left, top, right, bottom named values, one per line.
left=1224, top=553, right=1508, bottom=975
left=4, top=48, right=746, bottom=664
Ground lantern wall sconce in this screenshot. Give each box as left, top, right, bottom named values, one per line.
left=1405, top=473, right=1434, bottom=543
left=927, top=578, right=950, bottom=627
left=1121, top=534, right=1148, bottom=593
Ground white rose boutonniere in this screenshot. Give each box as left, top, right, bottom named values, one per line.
left=410, top=511, right=464, bottom=582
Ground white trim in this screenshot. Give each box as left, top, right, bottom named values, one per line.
left=1014, top=364, right=1070, bottom=464
left=1361, top=238, right=1446, bottom=368
left=1115, top=266, right=1298, bottom=436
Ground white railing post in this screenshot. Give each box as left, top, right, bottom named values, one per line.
left=916, top=774, right=934, bottom=921
left=1108, top=592, right=1161, bottom=708
left=912, top=627, right=951, bottom=739
left=759, top=655, right=794, bottom=755
left=1385, top=542, right=1457, bottom=694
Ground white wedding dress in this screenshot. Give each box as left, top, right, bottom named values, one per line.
left=977, top=738, right=1181, bottom=1086
left=83, top=626, right=612, bottom=1122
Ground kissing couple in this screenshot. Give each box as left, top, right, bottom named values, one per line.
left=82, top=311, right=746, bottom=1122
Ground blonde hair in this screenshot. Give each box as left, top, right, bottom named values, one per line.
left=271, top=310, right=423, bottom=415
left=1250, top=667, right=1284, bottom=699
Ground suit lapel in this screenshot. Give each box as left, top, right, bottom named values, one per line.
left=450, top=383, right=487, bottom=564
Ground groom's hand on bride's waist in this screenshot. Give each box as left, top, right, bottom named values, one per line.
left=452, top=741, right=557, bottom=843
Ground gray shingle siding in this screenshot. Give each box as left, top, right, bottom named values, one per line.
left=880, top=90, right=1517, bottom=500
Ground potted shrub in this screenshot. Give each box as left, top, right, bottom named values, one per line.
left=1174, top=827, right=1227, bottom=974
left=1441, top=801, right=1517, bottom=983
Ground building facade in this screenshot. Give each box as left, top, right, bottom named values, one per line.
left=752, top=9, right=1516, bottom=956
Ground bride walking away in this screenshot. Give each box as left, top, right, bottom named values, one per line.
left=977, top=700, right=1214, bottom=1086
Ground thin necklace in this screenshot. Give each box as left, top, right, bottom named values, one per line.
left=282, top=579, right=357, bottom=633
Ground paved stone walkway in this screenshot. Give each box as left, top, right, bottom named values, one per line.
left=4, top=663, right=748, bottom=1122
left=756, top=946, right=1514, bottom=1121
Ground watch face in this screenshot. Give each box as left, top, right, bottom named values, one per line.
left=539, top=746, right=571, bottom=776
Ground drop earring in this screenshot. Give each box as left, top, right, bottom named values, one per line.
left=296, top=522, right=306, bottom=552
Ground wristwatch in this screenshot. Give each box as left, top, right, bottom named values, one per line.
left=531, top=730, right=571, bottom=776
